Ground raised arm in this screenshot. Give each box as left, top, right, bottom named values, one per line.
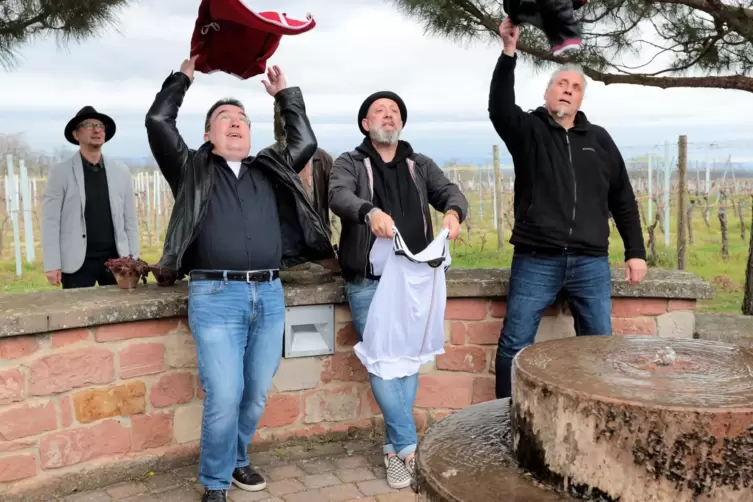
left=263, top=65, right=317, bottom=174
left=488, top=18, right=536, bottom=145
left=144, top=57, right=195, bottom=193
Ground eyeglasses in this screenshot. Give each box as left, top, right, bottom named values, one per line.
left=216, top=114, right=250, bottom=126
left=79, top=122, right=106, bottom=130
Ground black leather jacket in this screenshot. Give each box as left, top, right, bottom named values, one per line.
left=145, top=71, right=336, bottom=276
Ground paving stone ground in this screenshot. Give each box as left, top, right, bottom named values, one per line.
left=55, top=440, right=416, bottom=502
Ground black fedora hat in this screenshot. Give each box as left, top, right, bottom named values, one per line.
left=64, top=106, right=116, bottom=145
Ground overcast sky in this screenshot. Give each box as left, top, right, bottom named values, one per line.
left=1, top=0, right=751, bottom=165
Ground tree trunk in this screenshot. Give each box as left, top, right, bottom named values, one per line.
left=656, top=198, right=666, bottom=235
left=647, top=212, right=659, bottom=266
left=738, top=198, right=746, bottom=241
left=719, top=191, right=729, bottom=262
left=703, top=195, right=711, bottom=227
left=743, top=194, right=753, bottom=315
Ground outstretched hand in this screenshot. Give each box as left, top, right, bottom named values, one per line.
left=262, top=65, right=287, bottom=96
left=498, top=17, right=520, bottom=52
left=180, top=55, right=198, bottom=82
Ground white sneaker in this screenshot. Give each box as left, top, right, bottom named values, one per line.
left=384, top=455, right=411, bottom=489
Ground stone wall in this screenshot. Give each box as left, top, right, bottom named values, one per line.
left=0, top=268, right=713, bottom=499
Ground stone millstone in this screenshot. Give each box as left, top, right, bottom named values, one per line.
left=511, top=336, right=753, bottom=502
left=415, top=398, right=576, bottom=501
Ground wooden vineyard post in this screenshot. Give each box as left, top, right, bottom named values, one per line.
left=676, top=135, right=688, bottom=270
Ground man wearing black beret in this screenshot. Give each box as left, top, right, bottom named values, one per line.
left=328, top=91, right=468, bottom=489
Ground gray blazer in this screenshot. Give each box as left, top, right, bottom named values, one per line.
left=41, top=153, right=140, bottom=273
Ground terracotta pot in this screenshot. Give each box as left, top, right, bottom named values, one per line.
left=114, top=272, right=139, bottom=290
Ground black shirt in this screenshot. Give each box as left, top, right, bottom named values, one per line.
left=81, top=154, right=117, bottom=259
left=192, top=156, right=283, bottom=271
left=356, top=140, right=429, bottom=255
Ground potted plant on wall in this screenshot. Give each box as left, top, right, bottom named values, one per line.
left=105, top=255, right=150, bottom=290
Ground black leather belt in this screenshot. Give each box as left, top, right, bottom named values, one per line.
left=189, top=270, right=280, bottom=283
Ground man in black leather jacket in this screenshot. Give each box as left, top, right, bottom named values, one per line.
left=145, top=56, right=335, bottom=502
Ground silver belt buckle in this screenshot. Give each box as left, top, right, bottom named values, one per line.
left=246, top=271, right=254, bottom=283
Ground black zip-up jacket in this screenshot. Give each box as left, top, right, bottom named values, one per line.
left=328, top=144, right=468, bottom=281
left=488, top=52, right=646, bottom=261
left=145, top=71, right=336, bottom=275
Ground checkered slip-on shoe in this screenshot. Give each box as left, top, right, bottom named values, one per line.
left=384, top=455, right=412, bottom=489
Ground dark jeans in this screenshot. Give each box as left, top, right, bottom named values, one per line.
left=61, top=255, right=118, bottom=289
left=495, top=252, right=612, bottom=399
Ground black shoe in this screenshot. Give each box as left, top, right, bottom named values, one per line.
left=232, top=465, right=267, bottom=492
left=202, top=489, right=227, bottom=502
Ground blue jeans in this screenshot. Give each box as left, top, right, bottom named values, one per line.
left=496, top=252, right=612, bottom=399
left=346, top=279, right=419, bottom=459
left=187, top=276, right=285, bottom=490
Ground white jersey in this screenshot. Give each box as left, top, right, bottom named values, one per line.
left=354, top=227, right=451, bottom=380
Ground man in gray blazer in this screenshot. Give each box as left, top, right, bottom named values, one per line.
left=41, top=106, right=140, bottom=289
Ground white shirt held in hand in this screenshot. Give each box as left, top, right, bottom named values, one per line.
left=354, top=227, right=451, bottom=380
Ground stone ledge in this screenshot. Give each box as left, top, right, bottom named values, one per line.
left=0, top=268, right=712, bottom=339
left=695, top=313, right=753, bottom=348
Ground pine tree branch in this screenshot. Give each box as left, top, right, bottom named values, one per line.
left=390, top=0, right=753, bottom=93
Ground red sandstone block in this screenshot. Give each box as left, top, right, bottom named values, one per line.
left=303, top=387, right=361, bottom=423
left=39, top=419, right=131, bottom=469
left=471, top=376, right=496, bottom=404
left=668, top=299, right=696, bottom=311
left=436, top=346, right=487, bottom=372
left=449, top=322, right=466, bottom=345
left=29, top=347, right=115, bottom=396
left=0, top=401, right=57, bottom=440
left=119, top=343, right=166, bottom=379
left=362, top=388, right=380, bottom=416
left=445, top=299, right=488, bottom=320
left=415, top=374, right=471, bottom=409
left=60, top=395, right=73, bottom=428
left=0, top=453, right=37, bottom=482
left=150, top=372, right=194, bottom=408
left=258, top=393, right=301, bottom=428
left=489, top=301, right=507, bottom=318
left=0, top=336, right=39, bottom=359
left=0, top=369, right=24, bottom=405
left=431, top=410, right=454, bottom=422
left=0, top=439, right=36, bottom=453
left=466, top=320, right=503, bottom=345
left=321, top=352, right=368, bottom=383
left=612, top=317, right=657, bottom=335
left=51, top=329, right=91, bottom=348
left=611, top=298, right=667, bottom=317
left=94, top=319, right=182, bottom=342
left=132, top=412, right=174, bottom=450
left=336, top=322, right=359, bottom=349
left=414, top=409, right=429, bottom=433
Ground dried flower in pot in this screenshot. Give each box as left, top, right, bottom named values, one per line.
left=149, top=265, right=179, bottom=287
left=105, top=255, right=150, bottom=290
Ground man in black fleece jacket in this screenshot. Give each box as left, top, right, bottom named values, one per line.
left=490, top=18, right=647, bottom=399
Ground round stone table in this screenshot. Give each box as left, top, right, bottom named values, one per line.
left=512, top=336, right=753, bottom=502
left=414, top=398, right=576, bottom=501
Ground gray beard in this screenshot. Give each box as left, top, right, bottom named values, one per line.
left=369, top=127, right=400, bottom=145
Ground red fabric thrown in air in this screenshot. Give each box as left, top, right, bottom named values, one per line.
left=189, top=0, right=316, bottom=80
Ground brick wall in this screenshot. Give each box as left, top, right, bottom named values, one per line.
left=0, top=296, right=695, bottom=492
